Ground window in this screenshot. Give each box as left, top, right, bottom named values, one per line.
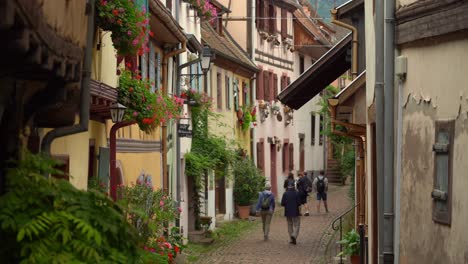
left=281, top=8, right=287, bottom=38
left=233, top=78, right=239, bottom=110
left=319, top=114, right=324, bottom=145
left=299, top=56, right=305, bottom=74
left=225, top=76, right=231, bottom=109
left=217, top=73, right=222, bottom=110
left=432, top=120, right=454, bottom=225
left=166, top=0, right=172, bottom=11
left=242, top=81, right=248, bottom=106
left=273, top=74, right=278, bottom=101
left=311, top=114, right=316, bottom=145
left=256, top=0, right=264, bottom=30
left=256, top=69, right=264, bottom=100
left=269, top=71, right=274, bottom=101
left=299, top=136, right=305, bottom=172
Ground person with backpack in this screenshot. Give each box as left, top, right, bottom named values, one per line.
left=256, top=184, right=275, bottom=241
left=313, top=170, right=329, bottom=213
left=281, top=182, right=302, bottom=245
left=296, top=171, right=312, bottom=216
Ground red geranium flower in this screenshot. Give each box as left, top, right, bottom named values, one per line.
left=149, top=31, right=155, bottom=37
left=112, top=9, right=119, bottom=16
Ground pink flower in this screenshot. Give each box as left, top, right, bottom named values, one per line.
left=132, top=39, right=139, bottom=46
left=160, top=200, right=164, bottom=206
left=133, top=111, right=138, bottom=117
left=127, top=31, right=132, bottom=36
left=178, top=207, right=182, bottom=213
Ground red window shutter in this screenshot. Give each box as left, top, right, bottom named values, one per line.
left=289, top=144, right=294, bottom=171
left=283, top=143, right=289, bottom=172
left=273, top=73, right=278, bottom=100
left=256, top=0, right=263, bottom=29
left=257, top=70, right=264, bottom=100
left=263, top=71, right=269, bottom=101
left=263, top=0, right=269, bottom=32
left=281, top=8, right=287, bottom=39
left=269, top=71, right=274, bottom=101
left=257, top=141, right=265, bottom=172
left=269, top=3, right=276, bottom=34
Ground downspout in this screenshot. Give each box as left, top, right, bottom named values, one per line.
left=41, top=0, right=95, bottom=155
left=250, top=0, right=257, bottom=166
left=330, top=9, right=358, bottom=79
left=383, top=0, right=396, bottom=261
left=162, top=42, right=187, bottom=192
left=375, top=0, right=385, bottom=261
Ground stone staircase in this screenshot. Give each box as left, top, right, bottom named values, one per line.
left=326, top=159, right=343, bottom=184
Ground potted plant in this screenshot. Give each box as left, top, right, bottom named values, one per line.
left=337, top=229, right=360, bottom=264
left=233, top=158, right=265, bottom=219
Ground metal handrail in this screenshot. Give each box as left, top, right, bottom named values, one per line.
left=331, top=203, right=360, bottom=264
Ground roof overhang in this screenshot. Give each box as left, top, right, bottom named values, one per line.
left=186, top=34, right=203, bottom=54
left=278, top=33, right=352, bottom=110
left=335, top=0, right=365, bottom=19
left=149, top=0, right=187, bottom=45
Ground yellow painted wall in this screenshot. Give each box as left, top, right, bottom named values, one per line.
left=116, top=152, right=162, bottom=189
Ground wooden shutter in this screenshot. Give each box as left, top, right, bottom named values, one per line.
left=273, top=73, right=278, bottom=101
left=283, top=143, right=289, bottom=172
left=287, top=76, right=291, bottom=86
left=263, top=71, right=269, bottom=101
left=269, top=71, right=274, bottom=101
left=257, top=69, right=264, bottom=100
left=257, top=141, right=265, bottom=172
left=217, top=73, right=222, bottom=109
left=311, top=114, right=316, bottom=145
left=289, top=143, right=294, bottom=171
left=281, top=8, right=287, bottom=38
left=256, top=0, right=263, bottom=29
left=263, top=0, right=269, bottom=32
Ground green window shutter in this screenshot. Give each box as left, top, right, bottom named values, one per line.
left=98, top=147, right=110, bottom=190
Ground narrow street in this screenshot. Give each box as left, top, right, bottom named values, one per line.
left=195, top=185, right=351, bottom=264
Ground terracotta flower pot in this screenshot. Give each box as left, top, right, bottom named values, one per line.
left=350, top=255, right=360, bottom=264
left=237, top=205, right=250, bottom=219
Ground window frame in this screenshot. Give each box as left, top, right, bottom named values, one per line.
left=432, top=120, right=454, bottom=226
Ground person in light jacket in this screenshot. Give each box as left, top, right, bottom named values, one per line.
left=256, top=184, right=275, bottom=241
left=281, top=182, right=301, bottom=245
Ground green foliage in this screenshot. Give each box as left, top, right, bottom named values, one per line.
left=232, top=158, right=266, bottom=206
left=0, top=152, right=140, bottom=263
left=118, top=70, right=183, bottom=133
left=96, top=0, right=149, bottom=56
left=337, top=229, right=360, bottom=257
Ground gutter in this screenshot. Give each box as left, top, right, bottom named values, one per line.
left=41, top=0, right=95, bottom=155
left=162, top=42, right=187, bottom=192
left=330, top=9, right=358, bottom=79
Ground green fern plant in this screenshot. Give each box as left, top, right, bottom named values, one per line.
left=0, top=152, right=141, bottom=263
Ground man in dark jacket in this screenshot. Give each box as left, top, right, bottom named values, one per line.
left=256, top=184, right=275, bottom=241
left=296, top=171, right=311, bottom=216
left=281, top=183, right=301, bottom=245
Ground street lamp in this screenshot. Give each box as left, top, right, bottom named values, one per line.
left=110, top=102, right=126, bottom=123
left=201, top=45, right=214, bottom=73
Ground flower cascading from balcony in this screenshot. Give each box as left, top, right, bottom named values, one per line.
left=96, top=0, right=150, bottom=56
left=118, top=70, right=184, bottom=133
left=184, top=0, right=218, bottom=21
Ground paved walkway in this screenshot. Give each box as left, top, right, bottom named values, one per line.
left=194, top=185, right=352, bottom=264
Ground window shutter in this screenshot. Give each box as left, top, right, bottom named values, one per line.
left=263, top=71, right=269, bottom=101
left=300, top=139, right=305, bottom=172
left=281, top=8, right=287, bottom=38
left=273, top=73, right=278, bottom=100
left=263, top=0, right=269, bottom=32
left=283, top=143, right=289, bottom=172
left=217, top=73, right=222, bottom=109
left=256, top=0, right=262, bottom=29
left=311, top=114, right=316, bottom=145
left=287, top=76, right=291, bottom=86
left=257, top=141, right=265, bottom=172
left=289, top=143, right=294, bottom=171
left=257, top=69, right=264, bottom=100
left=270, top=3, right=277, bottom=34
left=269, top=71, right=274, bottom=101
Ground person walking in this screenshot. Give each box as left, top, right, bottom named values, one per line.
left=256, top=184, right=275, bottom=241
left=313, top=170, right=329, bottom=213
left=281, top=182, right=301, bottom=245
left=283, top=172, right=295, bottom=191
left=296, top=171, right=312, bottom=216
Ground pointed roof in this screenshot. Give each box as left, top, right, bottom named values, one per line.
left=201, top=22, right=257, bottom=74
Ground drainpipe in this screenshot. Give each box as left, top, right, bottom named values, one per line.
left=375, top=0, right=385, bottom=261
left=383, top=0, right=396, bottom=261
left=41, top=0, right=95, bottom=155
left=330, top=9, right=358, bottom=79
left=162, top=42, right=187, bottom=192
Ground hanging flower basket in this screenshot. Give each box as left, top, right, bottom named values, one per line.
left=117, top=70, right=184, bottom=133
left=184, top=0, right=218, bottom=20
left=181, top=89, right=212, bottom=109
left=96, top=0, right=150, bottom=56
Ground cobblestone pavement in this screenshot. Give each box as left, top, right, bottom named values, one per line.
left=195, top=185, right=352, bottom=264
